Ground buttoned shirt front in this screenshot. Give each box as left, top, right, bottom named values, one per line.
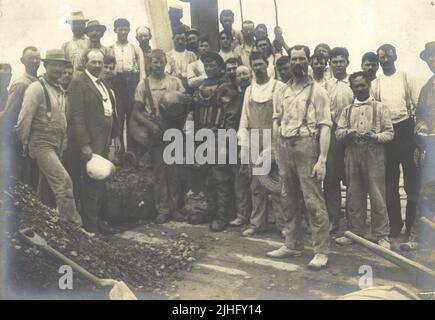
left=336, top=97, right=394, bottom=144
left=111, top=42, right=145, bottom=79
left=273, top=79, right=333, bottom=138
left=85, top=70, right=113, bottom=117
left=325, top=75, right=354, bottom=124
left=166, top=50, right=197, bottom=78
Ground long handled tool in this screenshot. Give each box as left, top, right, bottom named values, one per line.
left=19, top=228, right=137, bottom=300
left=344, top=231, right=435, bottom=280
left=273, top=0, right=279, bottom=27
left=421, top=217, right=435, bottom=231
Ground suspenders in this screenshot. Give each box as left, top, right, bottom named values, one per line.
left=346, top=100, right=378, bottom=134
left=39, top=79, right=52, bottom=120
left=295, top=83, right=315, bottom=137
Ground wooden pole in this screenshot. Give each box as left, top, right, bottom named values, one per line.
left=239, top=0, right=244, bottom=24
left=344, top=231, right=435, bottom=279
left=144, top=0, right=173, bottom=52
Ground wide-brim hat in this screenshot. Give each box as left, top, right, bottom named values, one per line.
left=420, top=41, right=435, bottom=61
left=41, top=49, right=69, bottom=63
left=84, top=20, right=107, bottom=34
left=66, top=11, right=88, bottom=24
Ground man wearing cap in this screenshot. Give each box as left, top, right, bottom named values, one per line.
left=131, top=49, right=186, bottom=224
left=110, top=18, right=145, bottom=154
left=77, top=20, right=114, bottom=72
left=168, top=4, right=190, bottom=34
left=166, top=29, right=197, bottom=89
left=185, top=51, right=238, bottom=232
left=68, top=49, right=121, bottom=234
left=62, top=11, right=90, bottom=74
left=0, top=47, right=41, bottom=189
left=15, top=49, right=82, bottom=226
left=136, top=26, right=153, bottom=77
left=401, top=41, right=435, bottom=251
left=372, top=44, right=421, bottom=238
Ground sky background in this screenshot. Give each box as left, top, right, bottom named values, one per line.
left=0, top=0, right=434, bottom=83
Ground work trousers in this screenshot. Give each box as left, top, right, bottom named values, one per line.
left=277, top=136, right=330, bottom=254
left=385, top=117, right=418, bottom=234
left=151, top=143, right=181, bottom=216
left=35, top=148, right=82, bottom=226
left=345, top=141, right=390, bottom=239
left=324, top=124, right=345, bottom=225
left=231, top=164, right=252, bottom=223
left=113, top=72, right=140, bottom=153
left=249, top=175, right=285, bottom=232
left=410, top=139, right=435, bottom=244
left=204, top=164, right=234, bottom=222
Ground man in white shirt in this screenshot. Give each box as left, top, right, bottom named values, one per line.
left=219, top=30, right=238, bottom=63
left=166, top=29, right=197, bottom=90
left=187, top=37, right=211, bottom=91
left=110, top=18, right=145, bottom=155
left=372, top=44, right=421, bottom=237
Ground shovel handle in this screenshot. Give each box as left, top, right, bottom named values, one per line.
left=19, top=228, right=107, bottom=287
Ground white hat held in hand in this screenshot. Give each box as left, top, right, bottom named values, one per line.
left=86, top=154, right=116, bottom=180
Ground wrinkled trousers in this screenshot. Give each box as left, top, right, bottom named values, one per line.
left=277, top=136, right=330, bottom=254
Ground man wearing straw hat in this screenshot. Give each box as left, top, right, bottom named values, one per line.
left=16, top=49, right=82, bottom=227
left=62, top=11, right=90, bottom=74
left=76, top=20, right=114, bottom=73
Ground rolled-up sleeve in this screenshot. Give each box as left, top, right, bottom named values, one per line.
left=313, top=86, right=333, bottom=128
left=237, top=88, right=250, bottom=146
left=273, top=85, right=284, bottom=121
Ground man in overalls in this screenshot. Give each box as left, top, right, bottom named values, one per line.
left=16, top=49, right=82, bottom=226
left=238, top=51, right=286, bottom=237
left=267, top=46, right=332, bottom=270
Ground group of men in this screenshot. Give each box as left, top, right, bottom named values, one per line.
left=0, top=5, right=434, bottom=271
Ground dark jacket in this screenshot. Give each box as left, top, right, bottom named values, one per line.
left=67, top=71, right=120, bottom=157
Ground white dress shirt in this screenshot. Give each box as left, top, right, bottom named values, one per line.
left=85, top=69, right=113, bottom=117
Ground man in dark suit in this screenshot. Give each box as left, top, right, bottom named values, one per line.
left=68, top=48, right=121, bottom=234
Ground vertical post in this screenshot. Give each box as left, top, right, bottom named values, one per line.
left=189, top=0, right=219, bottom=51
left=144, top=0, right=173, bottom=52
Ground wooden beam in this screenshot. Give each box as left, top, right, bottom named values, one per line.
left=189, top=0, right=219, bottom=51
left=144, top=0, right=173, bottom=52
